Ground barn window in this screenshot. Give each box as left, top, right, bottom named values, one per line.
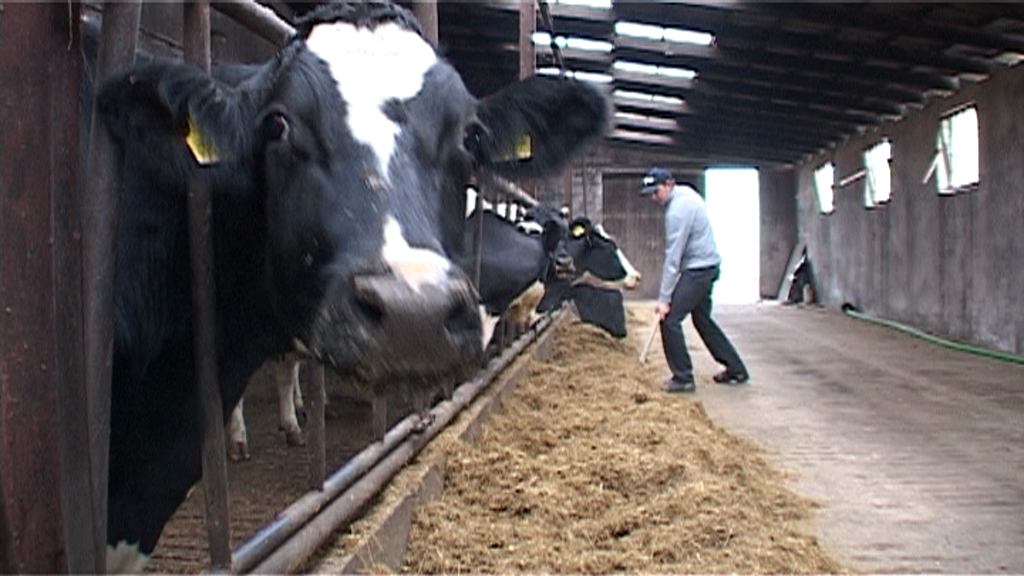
left=814, top=162, right=835, bottom=215
left=933, top=106, right=979, bottom=194
left=864, top=139, right=892, bottom=207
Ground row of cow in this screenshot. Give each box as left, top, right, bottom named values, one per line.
left=85, top=2, right=618, bottom=571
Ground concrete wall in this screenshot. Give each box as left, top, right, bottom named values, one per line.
left=796, top=63, right=1024, bottom=354
left=759, top=168, right=798, bottom=299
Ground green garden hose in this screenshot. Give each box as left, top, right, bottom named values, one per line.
left=841, top=304, right=1024, bottom=366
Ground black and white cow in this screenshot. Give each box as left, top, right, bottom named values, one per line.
left=537, top=217, right=641, bottom=337
left=462, top=204, right=575, bottom=349
left=94, top=2, right=608, bottom=570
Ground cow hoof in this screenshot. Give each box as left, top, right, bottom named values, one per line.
left=228, top=442, right=250, bottom=462
left=284, top=429, right=306, bottom=447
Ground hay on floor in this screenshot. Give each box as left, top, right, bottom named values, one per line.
left=401, top=306, right=845, bottom=574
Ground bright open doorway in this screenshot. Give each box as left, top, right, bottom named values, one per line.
left=704, top=167, right=760, bottom=304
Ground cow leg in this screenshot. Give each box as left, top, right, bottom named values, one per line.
left=277, top=360, right=306, bottom=446
left=226, top=399, right=250, bottom=462
left=291, top=360, right=307, bottom=425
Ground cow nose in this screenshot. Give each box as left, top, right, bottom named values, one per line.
left=554, top=253, right=575, bottom=279
left=350, top=271, right=481, bottom=373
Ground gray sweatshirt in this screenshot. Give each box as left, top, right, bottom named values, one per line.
left=658, top=185, right=721, bottom=303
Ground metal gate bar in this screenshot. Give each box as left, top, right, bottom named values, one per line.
left=249, top=313, right=557, bottom=574
left=182, top=0, right=233, bottom=570
left=82, top=3, right=143, bottom=572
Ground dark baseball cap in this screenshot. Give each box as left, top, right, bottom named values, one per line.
left=640, top=167, right=673, bottom=195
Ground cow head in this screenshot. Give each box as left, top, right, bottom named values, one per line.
left=567, top=218, right=641, bottom=290
left=522, top=205, right=575, bottom=280
left=98, top=2, right=608, bottom=383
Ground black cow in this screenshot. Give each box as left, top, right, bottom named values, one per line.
left=569, top=285, right=628, bottom=338
left=94, top=2, right=608, bottom=570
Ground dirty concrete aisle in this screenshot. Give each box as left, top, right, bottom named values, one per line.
left=632, top=301, right=1024, bottom=574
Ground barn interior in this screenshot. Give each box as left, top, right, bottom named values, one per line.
left=3, top=1, right=1024, bottom=574
left=84, top=0, right=1024, bottom=356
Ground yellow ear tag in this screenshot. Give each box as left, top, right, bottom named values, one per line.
left=571, top=224, right=586, bottom=238
left=185, top=116, right=220, bottom=165
left=514, top=133, right=532, bottom=160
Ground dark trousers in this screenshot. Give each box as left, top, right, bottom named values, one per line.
left=660, top=266, right=746, bottom=384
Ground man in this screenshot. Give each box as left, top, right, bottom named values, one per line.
left=641, top=167, right=749, bottom=393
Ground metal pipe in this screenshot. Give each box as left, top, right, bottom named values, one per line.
left=492, top=175, right=540, bottom=207
left=81, top=2, right=143, bottom=571
left=49, top=2, right=95, bottom=571
left=183, top=0, right=232, bottom=570
left=231, top=416, right=421, bottom=573
left=213, top=0, right=294, bottom=46
left=249, top=313, right=555, bottom=574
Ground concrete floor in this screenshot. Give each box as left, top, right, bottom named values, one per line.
left=666, top=302, right=1024, bottom=574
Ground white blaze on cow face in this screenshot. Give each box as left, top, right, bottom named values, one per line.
left=305, top=21, right=437, bottom=178
left=383, top=216, right=451, bottom=290
left=615, top=248, right=642, bottom=289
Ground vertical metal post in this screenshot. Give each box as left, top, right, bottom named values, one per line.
left=307, top=364, right=327, bottom=491
left=0, top=3, right=82, bottom=572
left=563, top=165, right=574, bottom=218
left=183, top=0, right=232, bottom=570
left=82, top=4, right=143, bottom=570
left=411, top=0, right=438, bottom=48
left=49, top=2, right=100, bottom=572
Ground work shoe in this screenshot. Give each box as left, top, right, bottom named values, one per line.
left=713, top=370, right=749, bottom=385
left=662, top=378, right=696, bottom=393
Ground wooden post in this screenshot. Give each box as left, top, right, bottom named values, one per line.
left=411, top=0, right=438, bottom=48
left=519, top=0, right=535, bottom=80
left=0, top=3, right=85, bottom=572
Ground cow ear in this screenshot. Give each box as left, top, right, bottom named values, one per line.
left=570, top=217, right=591, bottom=240
left=476, top=76, right=609, bottom=178
left=541, top=220, right=563, bottom=253
left=97, top=63, right=245, bottom=186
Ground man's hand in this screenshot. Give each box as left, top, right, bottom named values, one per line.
left=656, top=301, right=670, bottom=321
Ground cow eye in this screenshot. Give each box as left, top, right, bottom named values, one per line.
left=261, top=110, right=290, bottom=142
left=462, top=120, right=488, bottom=160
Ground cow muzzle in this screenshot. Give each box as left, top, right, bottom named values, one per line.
left=552, top=252, right=575, bottom=280
left=312, top=270, right=483, bottom=381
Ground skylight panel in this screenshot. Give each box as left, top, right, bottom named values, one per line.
left=615, top=21, right=714, bottom=46
left=613, top=89, right=683, bottom=106
left=532, top=32, right=613, bottom=53
left=538, top=68, right=613, bottom=83
left=613, top=60, right=696, bottom=80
